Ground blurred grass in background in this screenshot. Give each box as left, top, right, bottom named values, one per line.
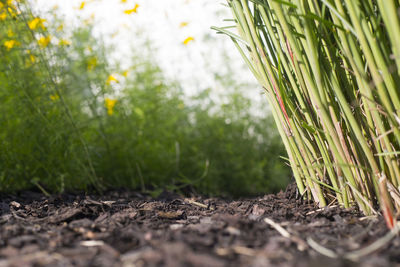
left=0, top=0, right=289, bottom=197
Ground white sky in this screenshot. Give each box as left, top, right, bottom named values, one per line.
left=30, top=0, right=258, bottom=98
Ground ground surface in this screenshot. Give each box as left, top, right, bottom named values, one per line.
left=0, top=183, right=399, bottom=267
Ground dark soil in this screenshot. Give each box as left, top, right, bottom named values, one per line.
left=1, top=183, right=399, bottom=267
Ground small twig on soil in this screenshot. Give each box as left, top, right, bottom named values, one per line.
left=10, top=209, right=48, bottom=223
left=306, top=237, right=338, bottom=258
left=80, top=240, right=105, bottom=247
left=264, top=218, right=307, bottom=251
left=344, top=221, right=400, bottom=261
left=184, top=198, right=214, bottom=210
left=307, top=221, right=400, bottom=261
left=359, top=215, right=378, bottom=221
left=305, top=205, right=339, bottom=215
left=264, top=218, right=291, bottom=238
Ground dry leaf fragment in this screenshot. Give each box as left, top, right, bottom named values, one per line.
left=157, top=210, right=184, bottom=219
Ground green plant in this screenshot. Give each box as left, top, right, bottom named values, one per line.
left=0, top=0, right=99, bottom=192
left=0, top=0, right=289, bottom=197
left=214, top=0, right=400, bottom=227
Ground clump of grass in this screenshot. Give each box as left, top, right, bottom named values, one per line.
left=214, top=0, right=400, bottom=227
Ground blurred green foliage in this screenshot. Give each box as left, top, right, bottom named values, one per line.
left=0, top=1, right=289, bottom=197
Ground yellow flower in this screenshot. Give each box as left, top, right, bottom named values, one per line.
left=105, top=98, right=117, bottom=115
left=4, top=40, right=19, bottom=50
left=29, top=54, right=36, bottom=63
left=183, top=36, right=194, bottom=45
left=4, top=1, right=17, bottom=11
left=106, top=74, right=119, bottom=85
left=121, top=0, right=127, bottom=3
left=7, top=7, right=17, bottom=18
left=50, top=94, right=59, bottom=101
left=28, top=18, right=39, bottom=30
left=26, top=50, right=36, bottom=64
left=124, top=3, right=139, bottom=14
left=122, top=70, right=129, bottom=77
left=0, top=12, right=6, bottom=20
left=179, top=22, right=189, bottom=28
left=79, top=1, right=85, bottom=10
left=28, top=17, right=46, bottom=30
left=38, top=36, right=51, bottom=48
left=58, top=39, right=71, bottom=46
